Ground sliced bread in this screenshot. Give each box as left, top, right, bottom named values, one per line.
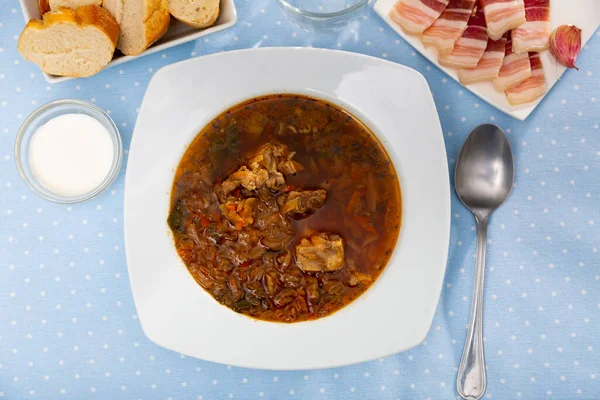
left=103, top=0, right=170, bottom=56
left=39, top=0, right=103, bottom=16
left=167, top=0, right=220, bottom=29
left=101, top=0, right=123, bottom=24
left=18, top=5, right=119, bottom=77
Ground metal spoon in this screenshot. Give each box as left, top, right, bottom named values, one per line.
left=454, top=124, right=514, bottom=400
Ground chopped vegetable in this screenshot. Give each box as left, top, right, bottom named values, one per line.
left=167, top=200, right=186, bottom=232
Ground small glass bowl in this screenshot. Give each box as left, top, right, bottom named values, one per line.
left=15, top=99, right=123, bottom=204
left=277, top=0, right=368, bottom=31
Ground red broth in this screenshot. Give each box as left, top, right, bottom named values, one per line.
left=168, top=95, right=401, bottom=322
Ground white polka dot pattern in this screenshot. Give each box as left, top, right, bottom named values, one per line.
left=1, top=0, right=599, bottom=399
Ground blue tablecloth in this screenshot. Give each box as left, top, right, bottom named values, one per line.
left=1, top=1, right=599, bottom=399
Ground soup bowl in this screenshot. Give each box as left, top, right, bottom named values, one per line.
left=124, top=47, right=450, bottom=370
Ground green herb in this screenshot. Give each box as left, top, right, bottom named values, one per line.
left=167, top=200, right=185, bottom=232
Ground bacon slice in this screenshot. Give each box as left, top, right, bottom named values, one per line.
left=506, top=52, right=546, bottom=105
left=438, top=8, right=488, bottom=68
left=457, top=37, right=507, bottom=84
left=422, top=0, right=477, bottom=53
left=493, top=38, right=531, bottom=90
left=511, top=0, right=550, bottom=54
left=390, top=0, right=450, bottom=35
left=482, top=0, right=527, bottom=40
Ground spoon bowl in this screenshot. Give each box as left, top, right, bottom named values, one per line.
left=455, top=124, right=514, bottom=220
left=454, top=124, right=514, bottom=400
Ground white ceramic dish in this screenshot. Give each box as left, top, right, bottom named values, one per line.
left=18, top=0, right=237, bottom=84
left=124, top=47, right=450, bottom=370
left=374, top=0, right=600, bottom=120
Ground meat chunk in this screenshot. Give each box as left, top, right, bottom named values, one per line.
left=511, top=0, right=550, bottom=54
left=247, top=141, right=303, bottom=183
left=221, top=167, right=269, bottom=195
left=277, top=190, right=327, bottom=218
left=390, top=0, right=450, bottom=35
left=481, top=0, right=526, bottom=41
left=295, top=233, right=345, bottom=273
left=218, top=141, right=303, bottom=200
left=278, top=159, right=302, bottom=175
left=438, top=9, right=488, bottom=69
left=505, top=52, right=547, bottom=106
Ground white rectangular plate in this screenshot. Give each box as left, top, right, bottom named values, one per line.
left=374, top=0, right=600, bottom=120
left=18, top=0, right=237, bottom=84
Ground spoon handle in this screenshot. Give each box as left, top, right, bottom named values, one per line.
left=457, top=217, right=488, bottom=400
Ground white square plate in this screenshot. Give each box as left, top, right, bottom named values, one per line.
left=374, top=0, right=600, bottom=120
left=18, top=0, right=237, bottom=84
left=124, top=48, right=450, bottom=370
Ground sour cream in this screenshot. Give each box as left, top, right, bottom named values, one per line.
left=29, top=113, right=114, bottom=198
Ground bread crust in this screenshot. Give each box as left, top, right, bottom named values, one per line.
left=39, top=0, right=51, bottom=16
left=143, top=0, right=170, bottom=53
left=37, top=5, right=119, bottom=45
left=18, top=5, right=119, bottom=77
left=39, top=0, right=104, bottom=17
